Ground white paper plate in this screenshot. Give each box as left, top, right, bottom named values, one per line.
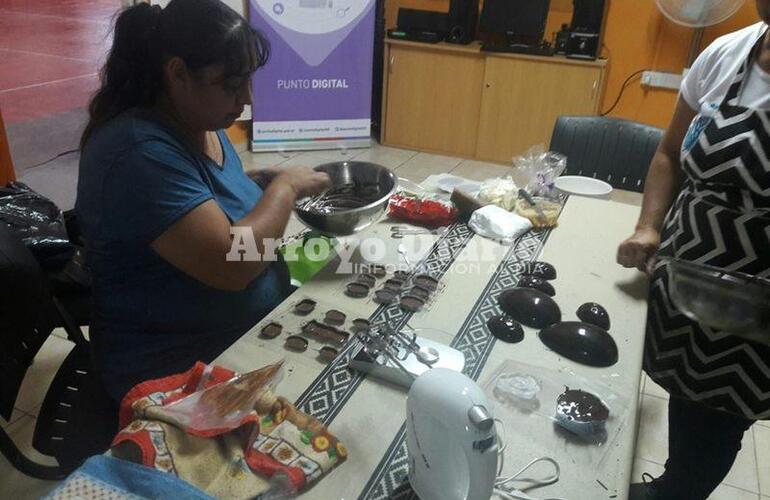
left=555, top=176, right=613, bottom=198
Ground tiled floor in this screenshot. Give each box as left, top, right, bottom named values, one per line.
left=2, top=143, right=768, bottom=499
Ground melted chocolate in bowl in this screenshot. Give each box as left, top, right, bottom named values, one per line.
left=297, top=182, right=382, bottom=214
left=556, top=389, right=609, bottom=423
left=260, top=322, right=283, bottom=339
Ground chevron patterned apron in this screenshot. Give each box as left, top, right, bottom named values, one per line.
left=645, top=30, right=770, bottom=420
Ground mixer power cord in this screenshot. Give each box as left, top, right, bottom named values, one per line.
left=493, top=419, right=569, bottom=500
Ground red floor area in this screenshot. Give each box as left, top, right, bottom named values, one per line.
left=0, top=0, right=118, bottom=124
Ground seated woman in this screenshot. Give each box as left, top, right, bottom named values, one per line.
left=76, top=0, right=330, bottom=402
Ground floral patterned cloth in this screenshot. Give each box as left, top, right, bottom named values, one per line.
left=110, top=362, right=347, bottom=498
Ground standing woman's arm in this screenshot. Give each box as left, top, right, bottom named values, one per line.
left=617, top=97, right=698, bottom=272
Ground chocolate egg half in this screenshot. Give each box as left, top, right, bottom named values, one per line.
left=522, top=261, right=557, bottom=280
left=487, top=315, right=524, bottom=343
left=577, top=302, right=610, bottom=330
left=539, top=321, right=618, bottom=367
left=498, top=287, right=561, bottom=329
left=517, top=274, right=555, bottom=296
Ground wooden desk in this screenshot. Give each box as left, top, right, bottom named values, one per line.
left=381, top=40, right=608, bottom=164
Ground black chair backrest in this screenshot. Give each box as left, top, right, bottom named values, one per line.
left=549, top=116, right=664, bottom=193
left=0, top=222, right=58, bottom=421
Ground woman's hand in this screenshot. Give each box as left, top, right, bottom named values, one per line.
left=617, top=227, right=660, bottom=274
left=247, top=167, right=281, bottom=188
left=274, top=167, right=332, bottom=198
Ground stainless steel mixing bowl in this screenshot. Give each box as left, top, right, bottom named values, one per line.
left=666, top=257, right=770, bottom=345
left=294, top=161, right=398, bottom=236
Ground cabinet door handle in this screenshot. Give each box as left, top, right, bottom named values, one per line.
left=485, top=82, right=491, bottom=88
left=591, top=80, right=598, bottom=99
left=389, top=54, right=395, bottom=73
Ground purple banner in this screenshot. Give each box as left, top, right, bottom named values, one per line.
left=249, top=0, right=375, bottom=151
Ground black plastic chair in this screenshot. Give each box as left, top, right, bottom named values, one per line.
left=0, top=223, right=117, bottom=480
left=549, top=116, right=664, bottom=193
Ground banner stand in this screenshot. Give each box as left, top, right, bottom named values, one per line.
left=249, top=0, right=375, bottom=153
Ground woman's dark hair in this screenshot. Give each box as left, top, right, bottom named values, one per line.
left=81, top=0, right=269, bottom=148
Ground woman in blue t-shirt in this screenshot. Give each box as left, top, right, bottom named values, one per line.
left=76, top=0, right=330, bottom=402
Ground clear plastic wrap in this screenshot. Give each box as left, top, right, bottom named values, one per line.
left=512, top=145, right=567, bottom=199
left=162, top=361, right=284, bottom=434
left=482, top=359, right=631, bottom=468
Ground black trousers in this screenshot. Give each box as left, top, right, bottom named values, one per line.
left=657, top=396, right=755, bottom=500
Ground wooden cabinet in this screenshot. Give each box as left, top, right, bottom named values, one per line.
left=381, top=40, right=607, bottom=163
left=382, top=44, right=485, bottom=157
left=476, top=56, right=604, bottom=162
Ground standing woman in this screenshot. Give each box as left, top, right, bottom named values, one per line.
left=618, top=3, right=770, bottom=499
left=76, top=0, right=330, bottom=402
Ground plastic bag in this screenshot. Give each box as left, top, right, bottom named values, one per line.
left=477, top=176, right=518, bottom=211
left=0, top=182, right=73, bottom=269
left=388, top=192, right=458, bottom=228
left=162, top=361, right=284, bottom=434
left=512, top=145, right=567, bottom=200
left=511, top=146, right=567, bottom=228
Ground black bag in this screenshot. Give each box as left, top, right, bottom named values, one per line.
left=0, top=182, right=74, bottom=270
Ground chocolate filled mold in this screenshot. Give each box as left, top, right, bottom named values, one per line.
left=259, top=322, right=283, bottom=339
left=301, top=320, right=349, bottom=345
left=554, top=388, right=610, bottom=439
left=318, top=346, right=339, bottom=364
left=285, top=335, right=309, bottom=352
left=351, top=318, right=371, bottom=332
left=324, top=309, right=347, bottom=326
left=345, top=282, right=370, bottom=298
left=413, top=274, right=439, bottom=291
left=374, top=289, right=397, bottom=304
left=294, top=298, right=317, bottom=315
left=383, top=278, right=404, bottom=291
left=408, top=285, right=431, bottom=300
left=399, top=294, right=425, bottom=312
left=356, top=274, right=376, bottom=288
left=393, top=270, right=410, bottom=281
left=369, top=264, right=387, bottom=278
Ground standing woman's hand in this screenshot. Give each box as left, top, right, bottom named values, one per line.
left=616, top=97, right=697, bottom=276
left=617, top=227, right=660, bottom=274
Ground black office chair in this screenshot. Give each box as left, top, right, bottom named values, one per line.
left=0, top=223, right=117, bottom=480
left=549, top=116, right=664, bottom=193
